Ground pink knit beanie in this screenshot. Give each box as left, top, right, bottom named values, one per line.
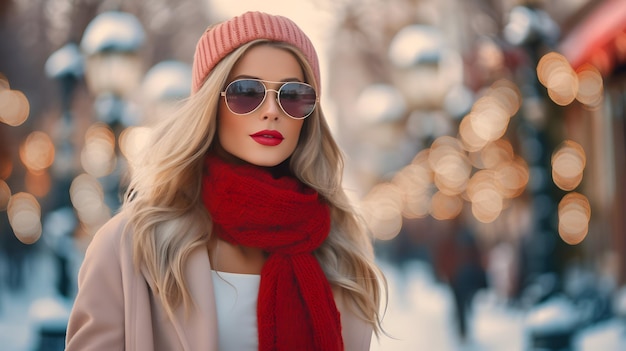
left=191, top=11, right=320, bottom=94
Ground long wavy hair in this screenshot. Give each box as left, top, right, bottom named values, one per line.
left=123, top=39, right=385, bottom=333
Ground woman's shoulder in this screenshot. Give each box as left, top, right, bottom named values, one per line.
left=85, top=210, right=133, bottom=257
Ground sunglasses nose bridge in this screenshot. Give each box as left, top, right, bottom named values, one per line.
left=265, top=88, right=280, bottom=100
left=264, top=88, right=284, bottom=108
left=258, top=88, right=283, bottom=117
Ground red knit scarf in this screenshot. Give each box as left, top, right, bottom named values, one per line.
left=202, top=155, right=343, bottom=351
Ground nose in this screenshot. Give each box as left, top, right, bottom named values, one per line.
left=258, top=89, right=282, bottom=121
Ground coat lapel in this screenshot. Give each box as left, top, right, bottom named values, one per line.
left=169, top=246, right=219, bottom=351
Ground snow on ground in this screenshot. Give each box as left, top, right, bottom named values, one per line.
left=1, top=252, right=625, bottom=351
left=0, top=250, right=60, bottom=351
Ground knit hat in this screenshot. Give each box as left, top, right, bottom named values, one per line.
left=191, top=11, right=320, bottom=94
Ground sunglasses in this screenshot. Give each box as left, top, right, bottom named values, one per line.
left=220, top=79, right=318, bottom=119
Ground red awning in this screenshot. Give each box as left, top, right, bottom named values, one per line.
left=559, top=0, right=626, bottom=74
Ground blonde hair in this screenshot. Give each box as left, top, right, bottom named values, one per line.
left=124, top=40, right=386, bottom=333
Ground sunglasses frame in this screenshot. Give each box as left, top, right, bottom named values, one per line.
left=220, top=78, right=318, bottom=120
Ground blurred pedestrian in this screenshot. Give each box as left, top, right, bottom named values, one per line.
left=487, top=239, right=519, bottom=305
left=435, top=218, right=487, bottom=341
left=0, top=218, right=30, bottom=292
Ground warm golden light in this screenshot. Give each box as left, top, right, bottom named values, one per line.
left=489, top=79, right=522, bottom=117
left=459, top=114, right=489, bottom=152
left=552, top=140, right=586, bottom=191
left=0, top=179, right=10, bottom=210
left=70, top=173, right=112, bottom=235
left=537, top=52, right=569, bottom=86
left=468, top=96, right=510, bottom=142
left=392, top=162, right=433, bottom=219
left=7, top=192, right=42, bottom=244
left=558, top=192, right=591, bottom=245
left=430, top=191, right=462, bottom=220
left=119, top=126, right=151, bottom=169
left=19, top=131, right=55, bottom=173
left=361, top=182, right=404, bottom=240
left=480, top=139, right=515, bottom=169
left=0, top=89, right=30, bottom=126
left=495, top=156, right=529, bottom=198
left=81, top=123, right=117, bottom=178
left=434, top=153, right=471, bottom=196
left=575, top=64, right=603, bottom=108
left=428, top=136, right=471, bottom=196
left=458, top=79, right=519, bottom=155
left=466, top=170, right=503, bottom=223
left=537, top=52, right=578, bottom=106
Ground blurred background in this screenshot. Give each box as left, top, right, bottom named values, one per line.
left=0, top=0, right=625, bottom=350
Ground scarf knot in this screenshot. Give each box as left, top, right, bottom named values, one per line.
left=202, top=155, right=343, bottom=351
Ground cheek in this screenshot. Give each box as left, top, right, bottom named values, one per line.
left=285, top=121, right=305, bottom=150
left=217, top=110, right=245, bottom=149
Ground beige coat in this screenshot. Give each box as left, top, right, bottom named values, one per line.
left=65, top=212, right=373, bottom=351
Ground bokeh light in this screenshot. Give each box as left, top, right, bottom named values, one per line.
left=361, top=182, right=404, bottom=240
left=430, top=191, right=463, bottom=220
left=468, top=96, right=510, bottom=142
left=0, top=179, right=11, bottom=210
left=0, top=88, right=30, bottom=127
left=489, top=79, right=522, bottom=117
left=479, top=139, right=515, bottom=169
left=552, top=140, right=586, bottom=191
left=575, top=64, right=604, bottom=108
left=70, top=173, right=111, bottom=235
left=558, top=192, right=591, bottom=245
left=119, top=126, right=151, bottom=170
left=428, top=136, right=471, bottom=196
left=459, top=114, right=489, bottom=152
left=81, top=123, right=117, bottom=178
left=537, top=52, right=579, bottom=106
left=392, top=158, right=433, bottom=219
left=363, top=77, right=528, bottom=225
left=495, top=156, right=529, bottom=198
left=19, top=131, right=55, bottom=173
left=459, top=79, right=520, bottom=154
left=466, top=170, right=503, bottom=223
left=7, top=192, right=42, bottom=244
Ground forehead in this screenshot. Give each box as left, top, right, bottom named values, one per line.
left=229, top=44, right=305, bottom=81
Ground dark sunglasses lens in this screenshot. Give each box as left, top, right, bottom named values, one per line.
left=279, top=83, right=316, bottom=118
left=225, top=80, right=265, bottom=114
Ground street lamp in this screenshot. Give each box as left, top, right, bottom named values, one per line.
left=80, top=11, right=145, bottom=127
left=79, top=11, right=145, bottom=210
left=28, top=41, right=85, bottom=351
left=44, top=43, right=84, bottom=124
left=43, top=43, right=84, bottom=300
left=44, top=42, right=84, bottom=193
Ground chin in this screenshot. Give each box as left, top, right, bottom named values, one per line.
left=246, top=157, right=287, bottom=168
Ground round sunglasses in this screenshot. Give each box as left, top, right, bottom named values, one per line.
left=220, top=79, right=318, bottom=119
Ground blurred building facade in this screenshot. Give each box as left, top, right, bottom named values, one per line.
left=326, top=0, right=626, bottom=303
left=0, top=0, right=209, bottom=297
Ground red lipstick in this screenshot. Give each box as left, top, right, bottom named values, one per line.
left=250, top=130, right=284, bottom=146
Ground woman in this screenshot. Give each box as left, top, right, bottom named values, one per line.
left=65, top=11, right=385, bottom=351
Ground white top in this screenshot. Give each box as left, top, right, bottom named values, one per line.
left=211, top=270, right=260, bottom=351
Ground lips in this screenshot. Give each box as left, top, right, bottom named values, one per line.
left=250, top=130, right=284, bottom=146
